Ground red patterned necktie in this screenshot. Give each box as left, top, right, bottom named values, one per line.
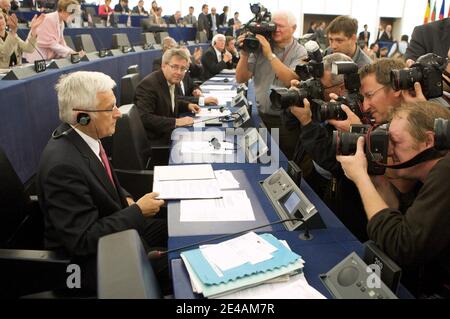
left=99, top=141, right=115, bottom=187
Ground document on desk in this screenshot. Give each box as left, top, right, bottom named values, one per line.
left=153, top=179, right=222, bottom=200
left=215, top=273, right=326, bottom=299
left=179, top=190, right=254, bottom=222
left=195, top=108, right=231, bottom=117
left=181, top=141, right=234, bottom=155
left=154, top=164, right=215, bottom=181
left=214, top=170, right=239, bottom=189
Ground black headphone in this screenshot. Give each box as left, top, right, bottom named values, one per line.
left=77, top=113, right=91, bottom=126
left=52, top=111, right=91, bottom=139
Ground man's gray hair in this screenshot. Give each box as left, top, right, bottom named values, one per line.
left=272, top=10, right=297, bottom=27
left=56, top=71, right=116, bottom=124
left=162, top=47, right=190, bottom=65
left=323, top=53, right=353, bottom=86
left=212, top=33, right=226, bottom=45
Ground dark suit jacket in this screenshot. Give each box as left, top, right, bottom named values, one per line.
left=152, top=56, right=162, bottom=72
left=405, top=18, right=450, bottom=61
left=218, top=13, right=227, bottom=26
left=37, top=124, right=146, bottom=257
left=358, top=31, right=370, bottom=43
left=114, top=4, right=130, bottom=13
left=134, top=70, right=190, bottom=144
left=177, top=73, right=201, bottom=104
left=197, top=12, right=210, bottom=33
left=201, top=46, right=233, bottom=80
left=378, top=31, right=393, bottom=42
left=167, top=15, right=181, bottom=25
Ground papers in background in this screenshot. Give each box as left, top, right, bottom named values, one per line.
left=180, top=190, right=254, bottom=222
left=221, top=69, right=236, bottom=74
left=195, top=108, right=231, bottom=117
left=181, top=141, right=234, bottom=155
left=153, top=179, right=222, bottom=200
left=154, top=164, right=214, bottom=181
left=214, top=170, right=239, bottom=189
left=201, top=85, right=234, bottom=91
left=216, top=273, right=326, bottom=299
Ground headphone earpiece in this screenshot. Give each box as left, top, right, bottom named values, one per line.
left=77, top=113, right=91, bottom=126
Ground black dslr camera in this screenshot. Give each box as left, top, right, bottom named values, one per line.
left=434, top=118, right=450, bottom=150
left=332, top=124, right=389, bottom=175
left=270, top=41, right=324, bottom=112
left=318, top=61, right=367, bottom=122
left=390, top=53, right=448, bottom=99
left=241, top=3, right=276, bottom=53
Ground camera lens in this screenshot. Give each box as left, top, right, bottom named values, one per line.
left=243, top=36, right=260, bottom=53
left=434, top=118, right=450, bottom=150
left=332, top=131, right=361, bottom=155
left=270, top=88, right=306, bottom=110
left=390, top=68, right=422, bottom=91
left=320, top=102, right=347, bottom=121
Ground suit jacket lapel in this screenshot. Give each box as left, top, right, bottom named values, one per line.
left=62, top=124, right=122, bottom=203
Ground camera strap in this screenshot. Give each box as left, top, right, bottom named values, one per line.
left=382, top=148, right=447, bottom=169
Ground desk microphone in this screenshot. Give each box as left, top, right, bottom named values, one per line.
left=147, top=217, right=312, bottom=260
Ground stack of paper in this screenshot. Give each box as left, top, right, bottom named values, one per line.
left=195, top=108, right=231, bottom=117
left=180, top=190, right=254, bottom=222
left=152, top=164, right=222, bottom=199
left=181, top=232, right=309, bottom=298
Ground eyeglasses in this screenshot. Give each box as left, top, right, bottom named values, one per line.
left=363, top=86, right=386, bottom=100
left=167, top=64, right=188, bottom=73
left=72, top=106, right=118, bottom=112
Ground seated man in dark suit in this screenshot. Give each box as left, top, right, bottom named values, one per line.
left=37, top=71, right=167, bottom=293
left=132, top=0, right=148, bottom=16
left=201, top=33, right=233, bottom=80
left=167, top=10, right=182, bottom=25
left=135, top=48, right=201, bottom=145
left=114, top=0, right=130, bottom=13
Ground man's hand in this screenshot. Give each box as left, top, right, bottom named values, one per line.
left=136, top=192, right=164, bottom=218
left=204, top=96, right=218, bottom=105
left=78, top=50, right=86, bottom=57
left=175, top=116, right=194, bottom=127
left=289, top=98, right=312, bottom=126
left=328, top=105, right=362, bottom=132
left=223, top=51, right=232, bottom=63
left=7, top=14, right=19, bottom=34
left=188, top=103, right=201, bottom=113
left=193, top=47, right=202, bottom=64
left=336, top=137, right=369, bottom=184
left=401, top=82, right=427, bottom=103
left=255, top=34, right=272, bottom=59
left=290, top=79, right=301, bottom=88
left=126, top=197, right=135, bottom=206
left=406, top=59, right=415, bottom=67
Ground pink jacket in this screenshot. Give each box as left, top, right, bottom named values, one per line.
left=24, top=11, right=73, bottom=62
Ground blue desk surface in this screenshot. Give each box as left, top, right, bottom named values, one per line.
left=0, top=44, right=209, bottom=184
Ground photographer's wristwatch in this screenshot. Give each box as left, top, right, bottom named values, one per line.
left=268, top=53, right=277, bottom=62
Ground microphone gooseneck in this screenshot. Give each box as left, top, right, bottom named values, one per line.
left=148, top=218, right=310, bottom=260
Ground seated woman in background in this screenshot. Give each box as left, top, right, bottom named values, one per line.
left=23, top=0, right=84, bottom=63
left=0, top=13, right=44, bottom=68
left=98, top=0, right=113, bottom=21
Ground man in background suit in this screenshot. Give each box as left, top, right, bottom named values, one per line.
left=219, top=6, right=228, bottom=26
left=37, top=71, right=167, bottom=292
left=167, top=10, right=182, bottom=26
left=358, top=24, right=370, bottom=46
left=228, top=12, right=240, bottom=27
left=405, top=18, right=450, bottom=61
left=197, top=4, right=210, bottom=41
left=201, top=33, right=233, bottom=80
left=183, top=6, right=197, bottom=26
left=135, top=48, right=200, bottom=145
left=114, top=0, right=131, bottom=13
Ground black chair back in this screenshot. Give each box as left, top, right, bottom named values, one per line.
left=74, top=34, right=98, bottom=53
left=127, top=64, right=140, bottom=76
left=120, top=73, right=140, bottom=106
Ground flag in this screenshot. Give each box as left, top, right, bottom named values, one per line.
left=439, top=0, right=446, bottom=19
left=424, top=0, right=431, bottom=23
left=431, top=0, right=437, bottom=21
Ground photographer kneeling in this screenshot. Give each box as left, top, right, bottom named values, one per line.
left=337, top=101, right=450, bottom=298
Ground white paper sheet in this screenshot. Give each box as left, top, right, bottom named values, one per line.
left=179, top=190, right=254, bottom=222
left=214, top=170, right=240, bottom=189
left=195, top=108, right=231, bottom=117
left=154, top=164, right=214, bottom=181
left=201, top=85, right=234, bottom=91
left=153, top=179, right=222, bottom=199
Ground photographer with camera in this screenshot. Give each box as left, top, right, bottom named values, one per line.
left=236, top=8, right=307, bottom=159
left=337, top=101, right=450, bottom=298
